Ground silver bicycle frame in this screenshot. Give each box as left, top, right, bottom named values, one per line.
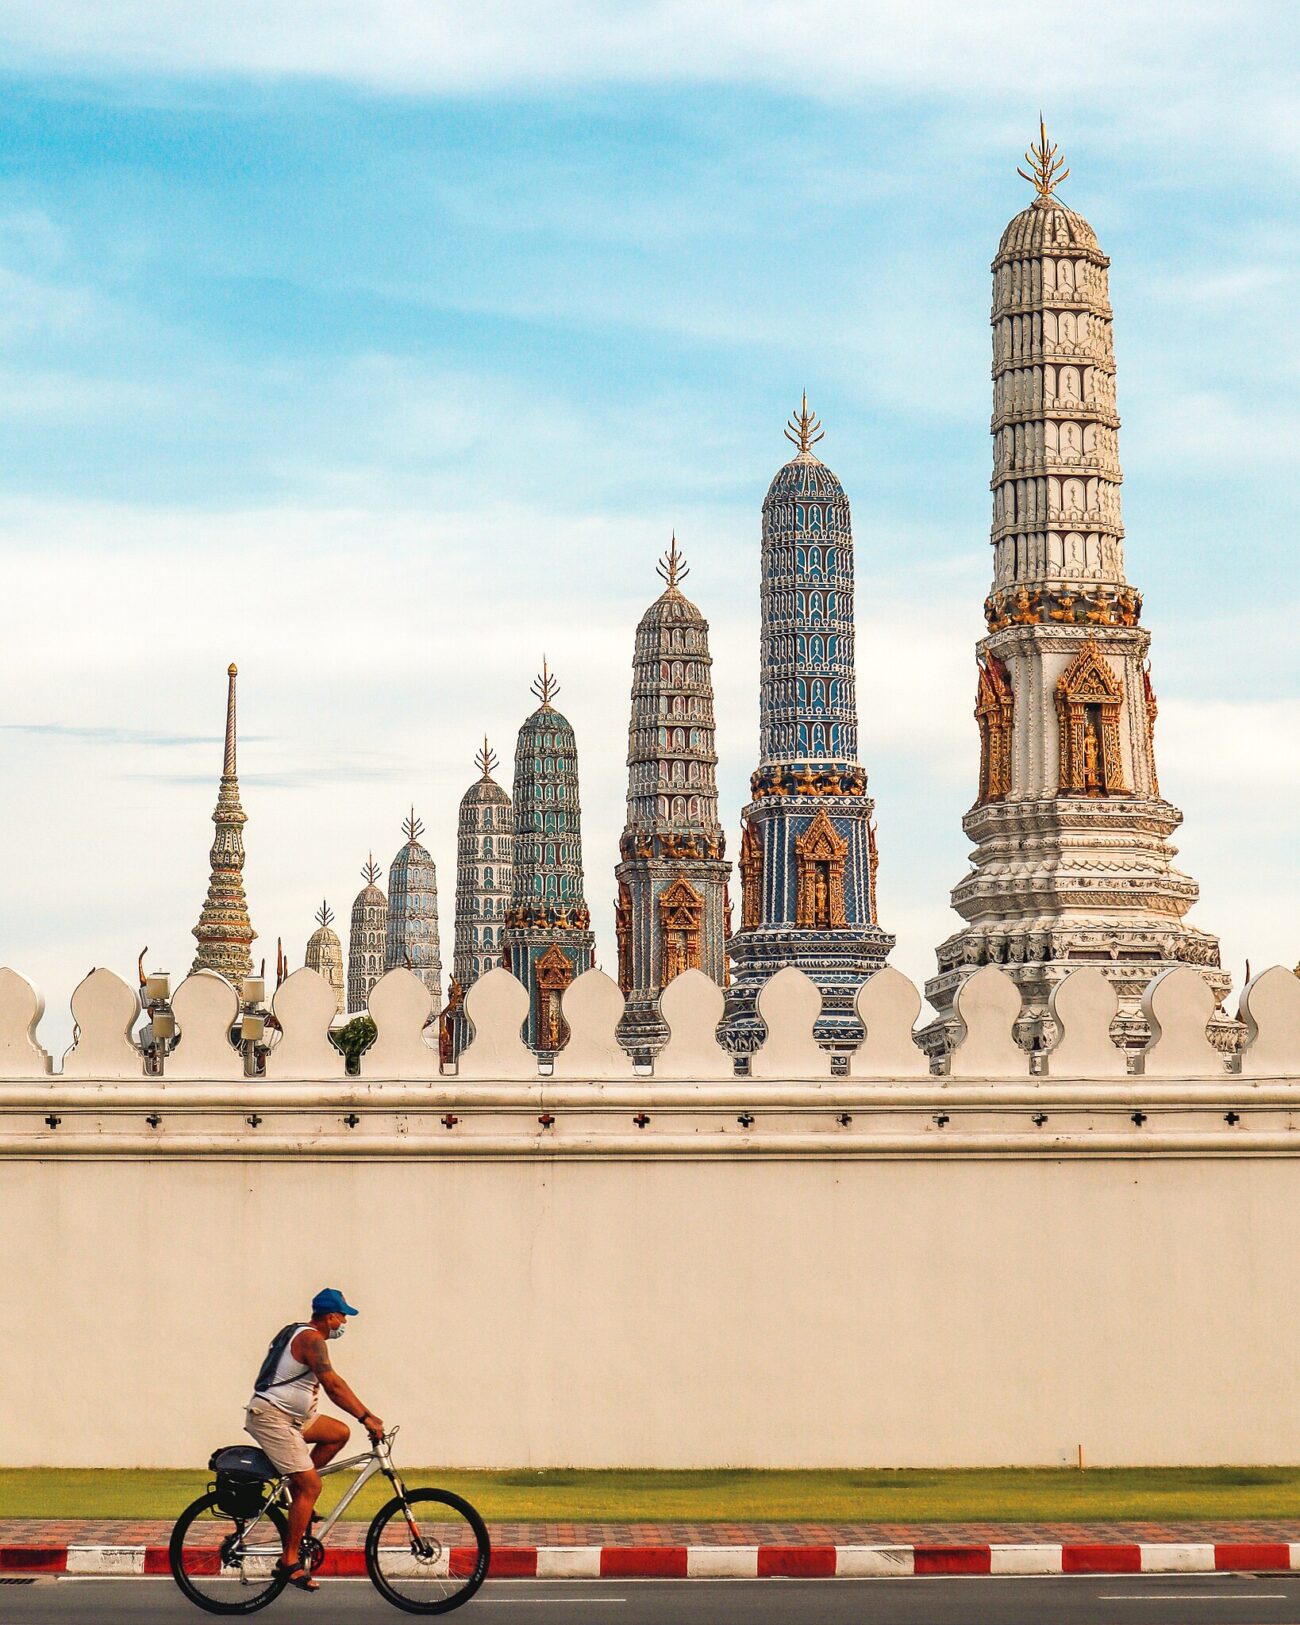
left=238, top=1433, right=405, bottom=1557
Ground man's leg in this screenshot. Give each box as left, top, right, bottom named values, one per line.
left=284, top=1467, right=321, bottom=1568
left=303, top=1415, right=350, bottom=1473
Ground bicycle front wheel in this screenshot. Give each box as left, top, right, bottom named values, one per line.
left=168, top=1491, right=289, bottom=1616
left=365, top=1487, right=491, bottom=1614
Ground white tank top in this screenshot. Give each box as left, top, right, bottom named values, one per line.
left=251, top=1324, right=318, bottom=1419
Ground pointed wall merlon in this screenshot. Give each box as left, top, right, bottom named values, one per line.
left=264, top=967, right=347, bottom=1080
left=1136, top=966, right=1225, bottom=1078
left=552, top=970, right=635, bottom=1080
left=63, top=968, right=143, bottom=1080
left=750, top=966, right=832, bottom=1080
left=166, top=973, right=243, bottom=1081
left=0, top=968, right=52, bottom=1078
left=947, top=965, right=1029, bottom=1079
left=849, top=966, right=926, bottom=1079
left=1044, top=967, right=1127, bottom=1078
left=653, top=968, right=731, bottom=1080
left=457, top=967, right=535, bottom=1080
left=1238, top=966, right=1300, bottom=1079
left=363, top=968, right=439, bottom=1079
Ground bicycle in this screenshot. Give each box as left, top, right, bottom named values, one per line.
left=169, top=1425, right=490, bottom=1616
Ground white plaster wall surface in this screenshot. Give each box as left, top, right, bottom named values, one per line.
left=5, top=1152, right=1300, bottom=1469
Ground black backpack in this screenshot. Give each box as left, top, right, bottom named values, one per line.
left=208, top=1444, right=278, bottom=1517
left=253, top=1323, right=305, bottom=1397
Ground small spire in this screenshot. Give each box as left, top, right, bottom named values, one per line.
left=476, top=735, right=499, bottom=778
left=223, top=662, right=238, bottom=777
left=784, top=391, right=824, bottom=454
left=531, top=657, right=560, bottom=709
left=362, top=853, right=381, bottom=886
left=1017, top=114, right=1069, bottom=200
left=657, top=532, right=689, bottom=589
left=315, top=899, right=334, bottom=930
left=402, top=806, right=425, bottom=844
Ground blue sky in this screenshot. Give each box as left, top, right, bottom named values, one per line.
left=0, top=1, right=1296, bottom=1051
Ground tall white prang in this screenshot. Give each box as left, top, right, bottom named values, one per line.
left=923, top=125, right=1229, bottom=1053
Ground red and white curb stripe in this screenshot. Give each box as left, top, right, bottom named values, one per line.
left=2, top=1541, right=1298, bottom=1579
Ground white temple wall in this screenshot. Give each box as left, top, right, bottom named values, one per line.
left=5, top=961, right=1300, bottom=1468
left=7, top=1149, right=1300, bottom=1470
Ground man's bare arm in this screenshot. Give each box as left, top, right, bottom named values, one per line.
left=295, top=1330, right=382, bottom=1434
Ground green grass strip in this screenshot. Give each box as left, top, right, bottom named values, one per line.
left=3, top=1466, right=1300, bottom=1523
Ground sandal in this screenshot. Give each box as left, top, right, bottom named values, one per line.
left=275, top=1560, right=319, bottom=1593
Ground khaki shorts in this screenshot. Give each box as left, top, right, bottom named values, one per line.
left=244, top=1397, right=316, bottom=1476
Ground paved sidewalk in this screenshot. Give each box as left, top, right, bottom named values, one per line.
left=8, top=1517, right=1300, bottom=1546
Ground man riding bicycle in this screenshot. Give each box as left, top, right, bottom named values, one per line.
left=244, top=1288, right=384, bottom=1593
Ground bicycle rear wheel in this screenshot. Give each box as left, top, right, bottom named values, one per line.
left=365, top=1487, right=491, bottom=1614
left=169, top=1491, right=289, bottom=1615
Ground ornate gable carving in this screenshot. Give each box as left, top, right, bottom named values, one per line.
left=1059, top=638, right=1123, bottom=706
left=1055, top=636, right=1128, bottom=796
left=535, top=942, right=574, bottom=1052
left=794, top=806, right=848, bottom=928
left=658, top=876, right=704, bottom=986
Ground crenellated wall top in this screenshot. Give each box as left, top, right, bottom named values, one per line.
left=1, top=960, right=1297, bottom=1092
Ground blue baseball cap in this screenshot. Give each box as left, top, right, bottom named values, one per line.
left=312, top=1288, right=359, bottom=1316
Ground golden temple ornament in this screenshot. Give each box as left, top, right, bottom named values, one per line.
left=531, top=657, right=560, bottom=709
left=784, top=391, right=824, bottom=454
left=657, top=532, right=689, bottom=589
left=1018, top=114, right=1069, bottom=200
left=475, top=735, right=499, bottom=778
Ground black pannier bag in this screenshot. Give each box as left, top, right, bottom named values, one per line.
left=208, top=1445, right=277, bottom=1518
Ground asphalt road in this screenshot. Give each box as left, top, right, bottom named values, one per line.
left=13, top=1575, right=1300, bottom=1622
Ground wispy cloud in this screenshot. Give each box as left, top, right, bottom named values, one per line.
left=1, top=722, right=226, bottom=747
left=0, top=1, right=1286, bottom=111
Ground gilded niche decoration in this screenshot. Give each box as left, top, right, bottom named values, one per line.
left=535, top=943, right=574, bottom=1052
left=614, top=881, right=632, bottom=993
left=794, top=806, right=848, bottom=929
left=1142, top=660, right=1160, bottom=799
left=975, top=652, right=1015, bottom=804
left=658, top=877, right=704, bottom=986
left=739, top=819, right=762, bottom=929
left=867, top=817, right=880, bottom=923
left=1055, top=638, right=1128, bottom=797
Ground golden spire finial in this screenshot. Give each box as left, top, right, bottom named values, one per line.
left=531, top=657, right=560, bottom=709
left=362, top=853, right=381, bottom=887
left=1017, top=114, right=1069, bottom=200
left=475, top=735, right=499, bottom=778
left=657, top=531, right=689, bottom=590
left=315, top=899, right=334, bottom=930
left=222, top=661, right=238, bottom=778
left=784, top=391, right=824, bottom=454
left=402, top=805, right=425, bottom=844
